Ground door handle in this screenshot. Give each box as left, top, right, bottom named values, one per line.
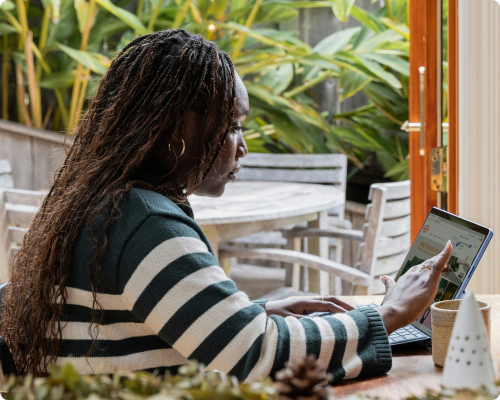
left=419, top=66, right=425, bottom=156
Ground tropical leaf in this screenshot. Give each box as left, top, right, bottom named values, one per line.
left=46, top=0, right=77, bottom=44
left=362, top=53, right=409, bottom=76
left=206, top=0, right=228, bottom=19
left=357, top=55, right=401, bottom=88
left=40, top=70, right=76, bottom=89
left=256, top=63, right=294, bottom=93
left=256, top=5, right=298, bottom=23
left=354, top=29, right=403, bottom=52
left=55, top=43, right=108, bottom=74
left=246, top=82, right=330, bottom=131
left=384, top=158, right=409, bottom=180
left=0, top=1, right=15, bottom=11
left=380, top=17, right=409, bottom=40
left=117, top=29, right=135, bottom=50
left=339, top=69, right=371, bottom=100
left=0, top=22, right=17, bottom=34
left=312, top=27, right=359, bottom=56
left=330, top=0, right=355, bottom=22
left=41, top=0, right=61, bottom=22
left=350, top=4, right=384, bottom=33
left=74, top=0, right=91, bottom=34
left=94, top=0, right=148, bottom=35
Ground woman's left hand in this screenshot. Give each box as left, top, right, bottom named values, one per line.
left=264, top=296, right=355, bottom=318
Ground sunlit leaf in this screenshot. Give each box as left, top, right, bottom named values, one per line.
left=0, top=1, right=15, bottom=10
left=94, top=0, right=148, bottom=34
left=350, top=4, right=384, bottom=33
left=74, top=0, right=89, bottom=34
left=246, top=82, right=330, bottom=131
left=56, top=43, right=108, bottom=74
left=313, top=27, right=359, bottom=56
left=41, top=0, right=61, bottom=22
left=47, top=0, right=76, bottom=44
left=330, top=0, right=355, bottom=22
left=357, top=55, right=401, bottom=88
left=380, top=17, right=409, bottom=40
left=355, top=29, right=403, bottom=52
left=362, top=53, right=409, bottom=76
left=206, top=0, right=228, bottom=19
left=256, top=5, right=298, bottom=23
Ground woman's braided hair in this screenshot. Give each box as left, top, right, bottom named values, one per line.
left=0, top=29, right=237, bottom=376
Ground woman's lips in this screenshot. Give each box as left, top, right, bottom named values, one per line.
left=228, top=167, right=240, bottom=182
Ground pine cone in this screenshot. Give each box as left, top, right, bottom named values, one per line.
left=275, top=355, right=333, bottom=400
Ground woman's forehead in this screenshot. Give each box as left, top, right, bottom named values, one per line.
left=234, top=74, right=249, bottom=118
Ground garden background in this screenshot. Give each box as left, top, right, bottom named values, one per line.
left=0, top=0, right=410, bottom=201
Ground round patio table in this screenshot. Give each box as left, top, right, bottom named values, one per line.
left=189, top=181, right=344, bottom=293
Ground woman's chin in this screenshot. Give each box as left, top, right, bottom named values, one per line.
left=193, top=181, right=228, bottom=198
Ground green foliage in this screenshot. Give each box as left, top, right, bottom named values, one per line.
left=1, top=362, right=498, bottom=400
left=1, top=362, right=277, bottom=400
left=0, top=0, right=410, bottom=180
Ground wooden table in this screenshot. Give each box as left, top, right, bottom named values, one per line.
left=331, top=295, right=500, bottom=399
left=189, top=181, right=344, bottom=293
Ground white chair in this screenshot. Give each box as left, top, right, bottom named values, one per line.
left=0, top=188, right=43, bottom=282
left=0, top=160, right=13, bottom=189
left=221, top=181, right=411, bottom=298
left=228, top=153, right=350, bottom=298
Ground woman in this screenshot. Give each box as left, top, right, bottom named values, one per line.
left=0, top=29, right=452, bottom=381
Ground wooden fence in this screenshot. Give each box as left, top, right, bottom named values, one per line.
left=0, top=120, right=71, bottom=190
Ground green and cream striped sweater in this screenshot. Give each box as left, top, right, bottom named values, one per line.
left=58, top=188, right=392, bottom=381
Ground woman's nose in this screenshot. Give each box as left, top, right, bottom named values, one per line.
left=237, top=134, right=248, bottom=159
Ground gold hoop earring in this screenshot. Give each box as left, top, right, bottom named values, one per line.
left=169, top=139, right=185, bottom=157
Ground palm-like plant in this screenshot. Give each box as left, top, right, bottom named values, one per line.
left=0, top=0, right=409, bottom=180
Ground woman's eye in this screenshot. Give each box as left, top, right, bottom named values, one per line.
left=231, top=125, right=242, bottom=132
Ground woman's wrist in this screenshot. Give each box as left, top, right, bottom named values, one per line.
left=377, top=304, right=400, bottom=336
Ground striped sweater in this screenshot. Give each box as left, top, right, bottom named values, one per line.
left=58, top=188, right=392, bottom=381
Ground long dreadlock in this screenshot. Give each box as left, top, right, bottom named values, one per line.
left=0, top=29, right=237, bottom=376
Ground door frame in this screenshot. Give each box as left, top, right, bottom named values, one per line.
left=409, top=0, right=459, bottom=240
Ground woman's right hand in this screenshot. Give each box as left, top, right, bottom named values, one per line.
left=377, top=240, right=453, bottom=335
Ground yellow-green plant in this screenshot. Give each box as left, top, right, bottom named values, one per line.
left=0, top=0, right=410, bottom=180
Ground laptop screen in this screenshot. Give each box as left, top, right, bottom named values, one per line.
left=394, top=208, right=488, bottom=336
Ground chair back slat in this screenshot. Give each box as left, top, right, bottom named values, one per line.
left=373, top=251, right=407, bottom=276
left=237, top=168, right=343, bottom=184
left=0, top=160, right=13, bottom=189
left=240, top=153, right=346, bottom=168
left=239, top=153, right=347, bottom=219
left=376, top=232, right=411, bottom=258
left=366, top=198, right=410, bottom=220
left=379, top=215, right=410, bottom=237
left=369, top=181, right=410, bottom=201
left=0, top=188, right=43, bottom=282
left=356, top=180, right=411, bottom=295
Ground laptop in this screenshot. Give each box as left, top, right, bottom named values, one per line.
left=309, top=207, right=494, bottom=347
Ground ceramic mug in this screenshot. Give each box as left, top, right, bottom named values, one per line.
left=430, top=299, right=491, bottom=367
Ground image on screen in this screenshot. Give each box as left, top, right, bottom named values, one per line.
left=395, top=212, right=487, bottom=336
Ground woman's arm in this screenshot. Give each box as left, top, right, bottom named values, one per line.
left=118, top=215, right=392, bottom=382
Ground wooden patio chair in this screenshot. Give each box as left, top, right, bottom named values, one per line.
left=221, top=181, right=410, bottom=298
left=0, top=188, right=43, bottom=282
left=0, top=160, right=13, bottom=189
left=227, top=153, right=350, bottom=297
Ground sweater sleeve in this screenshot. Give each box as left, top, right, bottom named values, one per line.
left=118, top=215, right=392, bottom=382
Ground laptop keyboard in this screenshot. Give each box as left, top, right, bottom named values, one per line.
left=355, top=303, right=429, bottom=344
